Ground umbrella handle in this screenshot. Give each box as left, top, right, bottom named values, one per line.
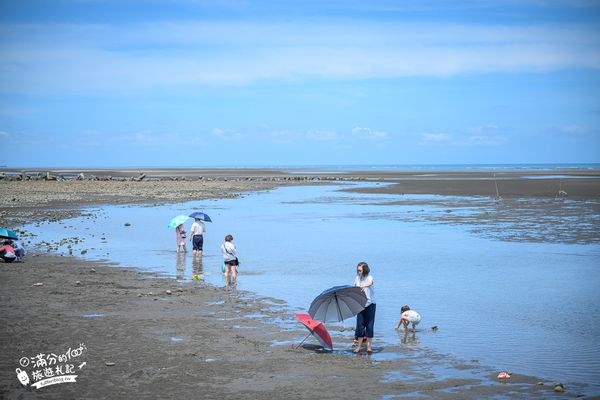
left=295, top=332, right=312, bottom=349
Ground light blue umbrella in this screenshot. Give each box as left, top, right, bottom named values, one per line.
left=0, top=227, right=18, bottom=240
left=167, top=215, right=190, bottom=229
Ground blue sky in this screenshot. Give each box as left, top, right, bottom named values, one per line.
left=1, top=0, right=599, bottom=167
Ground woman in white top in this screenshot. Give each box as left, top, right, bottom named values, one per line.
left=220, top=234, right=238, bottom=285
left=353, top=261, right=375, bottom=353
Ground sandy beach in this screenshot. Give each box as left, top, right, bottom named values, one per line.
left=1, top=168, right=598, bottom=399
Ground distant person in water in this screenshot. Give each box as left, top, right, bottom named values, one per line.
left=220, top=234, right=239, bottom=285
left=175, top=223, right=187, bottom=253
left=189, top=217, right=205, bottom=259
left=396, top=305, right=421, bottom=333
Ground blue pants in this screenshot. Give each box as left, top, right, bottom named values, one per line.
left=355, top=303, right=376, bottom=339
left=192, top=235, right=203, bottom=251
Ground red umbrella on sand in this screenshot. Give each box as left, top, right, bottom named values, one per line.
left=295, top=313, right=333, bottom=351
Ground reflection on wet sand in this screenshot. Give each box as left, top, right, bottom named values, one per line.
left=401, top=330, right=419, bottom=346
left=192, top=257, right=203, bottom=281
left=175, top=253, right=186, bottom=280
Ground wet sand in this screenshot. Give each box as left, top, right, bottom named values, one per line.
left=342, top=169, right=600, bottom=199
left=1, top=256, right=568, bottom=399
left=1, top=168, right=597, bottom=399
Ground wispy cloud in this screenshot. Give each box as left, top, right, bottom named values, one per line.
left=261, top=127, right=386, bottom=143
left=267, top=129, right=296, bottom=141
left=421, top=132, right=452, bottom=143
left=420, top=127, right=505, bottom=146
left=212, top=128, right=245, bottom=140
left=133, top=131, right=161, bottom=144
left=306, top=130, right=339, bottom=141
left=468, top=124, right=499, bottom=134
left=561, top=124, right=592, bottom=135
left=460, top=124, right=505, bottom=145
left=76, top=129, right=207, bottom=147
left=1, top=19, right=598, bottom=94
left=352, top=127, right=387, bottom=140
left=460, top=135, right=505, bottom=146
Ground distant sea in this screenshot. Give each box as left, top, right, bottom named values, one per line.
left=267, top=163, right=600, bottom=171
left=2, top=163, right=600, bottom=171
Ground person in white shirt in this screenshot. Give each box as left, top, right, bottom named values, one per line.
left=220, top=234, right=238, bottom=285
left=396, top=305, right=421, bottom=333
left=189, top=218, right=205, bottom=259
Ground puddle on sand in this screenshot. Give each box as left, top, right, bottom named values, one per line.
left=19, top=182, right=600, bottom=396
left=80, top=313, right=105, bottom=318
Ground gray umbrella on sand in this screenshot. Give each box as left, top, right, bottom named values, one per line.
left=308, top=285, right=367, bottom=323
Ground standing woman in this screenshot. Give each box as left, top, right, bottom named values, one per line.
left=189, top=217, right=205, bottom=259
left=354, top=261, right=375, bottom=353
left=221, top=234, right=239, bottom=285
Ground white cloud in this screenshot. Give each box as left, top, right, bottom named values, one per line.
left=421, top=132, right=452, bottom=143
left=133, top=131, right=160, bottom=144
left=468, top=124, right=499, bottom=134
left=306, top=130, right=339, bottom=141
left=460, top=135, right=505, bottom=146
left=265, top=129, right=298, bottom=144
left=352, top=127, right=387, bottom=140
left=460, top=125, right=505, bottom=144
left=268, top=129, right=294, bottom=138
left=212, top=128, right=244, bottom=140
left=0, top=20, right=598, bottom=94
left=561, top=124, right=591, bottom=135
left=420, top=130, right=504, bottom=146
left=0, top=130, right=8, bottom=137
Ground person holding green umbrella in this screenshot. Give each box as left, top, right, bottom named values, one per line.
left=168, top=215, right=190, bottom=253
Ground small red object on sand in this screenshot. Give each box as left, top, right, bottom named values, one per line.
left=497, top=372, right=511, bottom=379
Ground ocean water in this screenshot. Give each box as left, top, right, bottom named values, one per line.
left=20, top=182, right=600, bottom=394
left=183, top=163, right=600, bottom=171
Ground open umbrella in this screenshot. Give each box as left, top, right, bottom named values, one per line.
left=0, top=227, right=18, bottom=241
left=188, top=212, right=212, bottom=222
left=294, top=313, right=333, bottom=351
left=308, top=285, right=367, bottom=323
left=167, top=215, right=190, bottom=229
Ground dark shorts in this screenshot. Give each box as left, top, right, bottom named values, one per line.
left=192, top=235, right=203, bottom=251
left=1, top=253, right=16, bottom=263
left=224, top=258, right=238, bottom=266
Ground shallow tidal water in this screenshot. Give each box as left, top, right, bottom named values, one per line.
left=21, top=182, right=600, bottom=395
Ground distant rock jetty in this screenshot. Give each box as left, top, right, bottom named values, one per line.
left=0, top=170, right=364, bottom=182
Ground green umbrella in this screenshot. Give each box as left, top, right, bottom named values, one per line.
left=167, top=215, right=190, bottom=229
left=0, top=227, right=19, bottom=240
